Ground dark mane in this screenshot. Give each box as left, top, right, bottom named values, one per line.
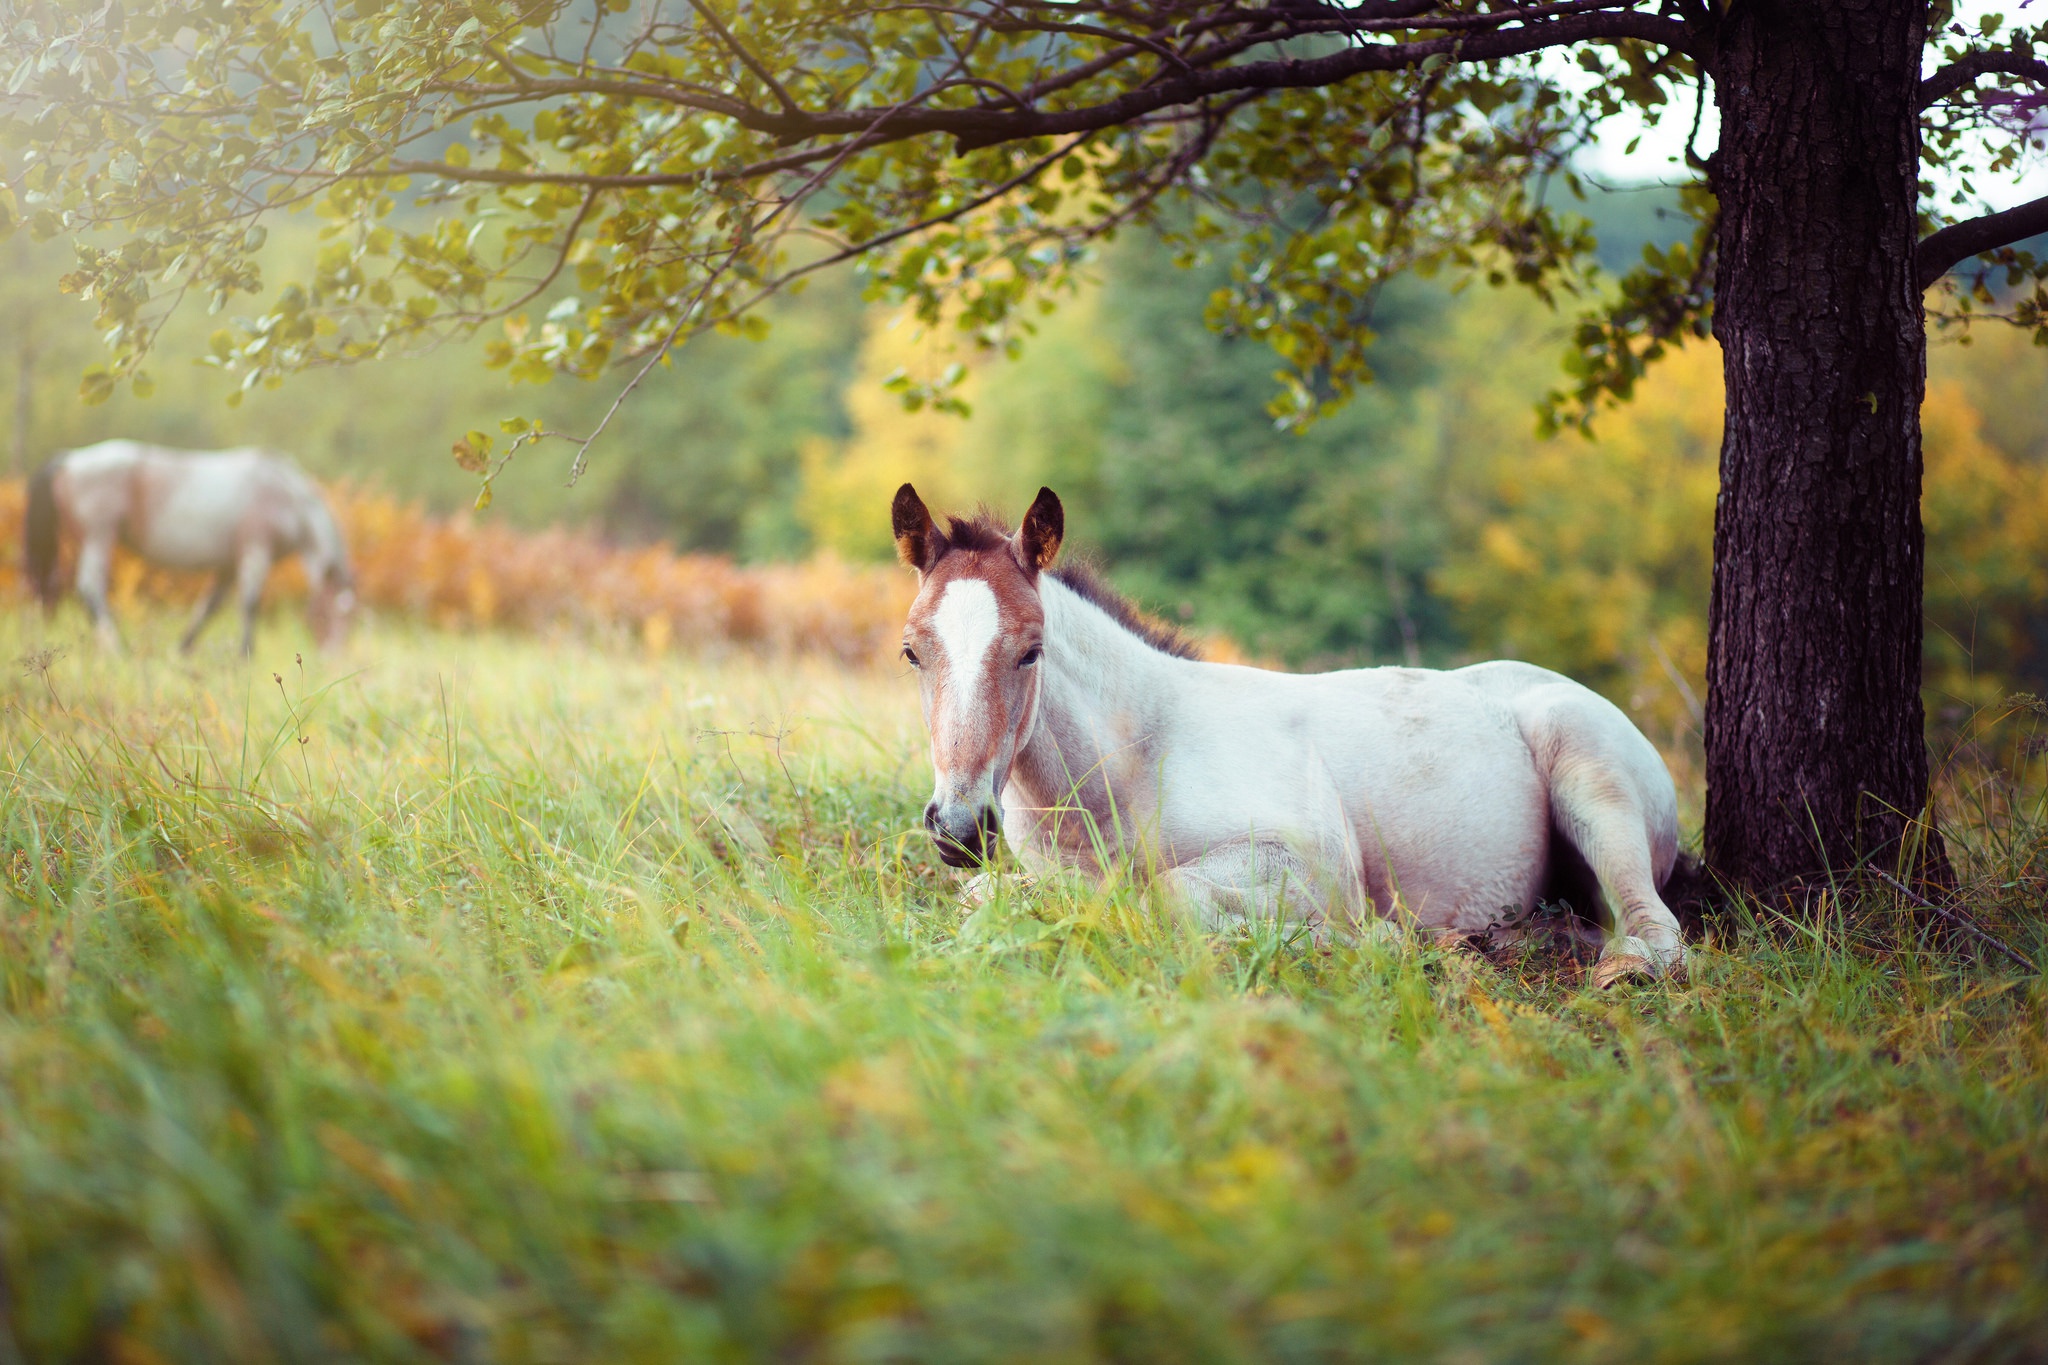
left=940, top=506, right=1199, bottom=660
left=940, top=508, right=1015, bottom=554
left=1049, top=561, right=1201, bottom=660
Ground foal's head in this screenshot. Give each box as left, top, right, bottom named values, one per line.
left=893, top=483, right=1063, bottom=867
left=307, top=565, right=358, bottom=651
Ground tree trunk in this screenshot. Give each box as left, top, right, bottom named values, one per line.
left=1705, top=0, right=1945, bottom=891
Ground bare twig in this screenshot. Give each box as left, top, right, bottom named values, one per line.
left=1874, top=869, right=2037, bottom=973
left=18, top=648, right=65, bottom=709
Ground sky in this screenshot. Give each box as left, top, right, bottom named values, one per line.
left=1567, top=1, right=2048, bottom=213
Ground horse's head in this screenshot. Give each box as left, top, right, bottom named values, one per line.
left=893, top=483, right=1063, bottom=867
left=308, top=566, right=358, bottom=651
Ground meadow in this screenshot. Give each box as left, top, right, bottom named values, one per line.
left=1, top=606, right=2045, bottom=1364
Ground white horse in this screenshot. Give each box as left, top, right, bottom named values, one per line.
left=26, top=440, right=356, bottom=655
left=891, top=484, right=1689, bottom=984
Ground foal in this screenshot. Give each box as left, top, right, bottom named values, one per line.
left=26, top=440, right=356, bottom=656
left=892, top=484, right=1688, bottom=983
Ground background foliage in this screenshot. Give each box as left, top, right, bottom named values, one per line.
left=9, top=189, right=2048, bottom=743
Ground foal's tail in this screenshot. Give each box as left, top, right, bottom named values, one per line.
left=24, top=458, right=62, bottom=607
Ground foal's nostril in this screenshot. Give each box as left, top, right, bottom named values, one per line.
left=925, top=802, right=1003, bottom=866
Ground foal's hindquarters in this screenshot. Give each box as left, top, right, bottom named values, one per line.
left=1130, top=660, right=1688, bottom=980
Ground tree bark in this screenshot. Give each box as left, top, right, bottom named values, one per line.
left=1705, top=0, right=1945, bottom=891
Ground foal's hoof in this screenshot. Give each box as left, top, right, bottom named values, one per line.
left=957, top=870, right=1035, bottom=911
left=1593, top=935, right=1684, bottom=989
left=1592, top=951, right=1655, bottom=989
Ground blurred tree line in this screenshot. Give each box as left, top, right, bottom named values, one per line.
left=6, top=192, right=2046, bottom=736
left=0, top=223, right=866, bottom=562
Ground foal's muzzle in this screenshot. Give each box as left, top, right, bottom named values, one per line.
left=924, top=801, right=1002, bottom=867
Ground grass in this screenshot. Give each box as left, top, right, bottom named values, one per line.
left=1, top=612, right=2045, bottom=1363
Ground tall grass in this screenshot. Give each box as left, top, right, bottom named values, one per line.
left=1, top=615, right=2044, bottom=1362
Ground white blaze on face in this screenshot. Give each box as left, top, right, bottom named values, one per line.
left=931, top=576, right=1002, bottom=754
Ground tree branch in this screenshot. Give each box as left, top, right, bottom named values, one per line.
left=424, top=8, right=1692, bottom=155
left=497, top=186, right=601, bottom=315
left=388, top=160, right=711, bottom=187
left=425, top=74, right=752, bottom=119
left=683, top=0, right=805, bottom=117
left=1919, top=48, right=2048, bottom=110
left=938, top=10, right=1694, bottom=150
left=546, top=128, right=1095, bottom=484
left=1917, top=193, right=2048, bottom=289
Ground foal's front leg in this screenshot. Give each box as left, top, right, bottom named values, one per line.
left=234, top=545, right=273, bottom=658
left=1159, top=839, right=1348, bottom=944
left=74, top=533, right=122, bottom=651
left=180, top=571, right=232, bottom=653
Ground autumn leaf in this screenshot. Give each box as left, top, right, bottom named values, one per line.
left=451, top=433, right=490, bottom=473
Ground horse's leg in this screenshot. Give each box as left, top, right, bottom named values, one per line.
left=1158, top=839, right=1343, bottom=944
left=180, top=571, right=232, bottom=653
left=1524, top=700, right=1688, bottom=983
left=74, top=532, right=122, bottom=651
left=1550, top=779, right=1686, bottom=984
left=1508, top=685, right=1687, bottom=983
left=234, top=545, right=273, bottom=658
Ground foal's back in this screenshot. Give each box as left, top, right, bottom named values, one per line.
left=61, top=440, right=319, bottom=571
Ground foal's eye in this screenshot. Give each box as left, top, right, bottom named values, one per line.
left=1018, top=645, right=1043, bottom=668
left=901, top=645, right=921, bottom=668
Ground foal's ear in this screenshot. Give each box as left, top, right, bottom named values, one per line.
left=892, top=482, right=943, bottom=572
left=1018, top=486, right=1064, bottom=572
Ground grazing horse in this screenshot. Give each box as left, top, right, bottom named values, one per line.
left=891, top=484, right=1689, bottom=984
left=25, top=440, right=357, bottom=655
